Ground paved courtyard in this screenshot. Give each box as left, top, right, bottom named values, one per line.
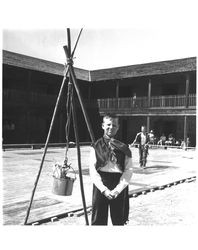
left=44, top=180, right=197, bottom=226
left=2, top=145, right=197, bottom=225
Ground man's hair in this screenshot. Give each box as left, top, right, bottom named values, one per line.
left=102, top=114, right=119, bottom=123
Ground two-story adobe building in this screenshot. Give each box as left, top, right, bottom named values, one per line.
left=2, top=50, right=196, bottom=146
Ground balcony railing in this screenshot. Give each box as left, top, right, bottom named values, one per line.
left=97, top=94, right=196, bottom=110
left=3, top=89, right=196, bottom=110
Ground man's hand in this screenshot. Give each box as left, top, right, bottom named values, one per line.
left=103, top=189, right=114, bottom=200
left=110, top=190, right=119, bottom=199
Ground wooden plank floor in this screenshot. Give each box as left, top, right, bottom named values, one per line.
left=2, top=146, right=196, bottom=225
left=2, top=147, right=92, bottom=225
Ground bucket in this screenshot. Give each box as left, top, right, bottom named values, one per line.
left=52, top=168, right=76, bottom=196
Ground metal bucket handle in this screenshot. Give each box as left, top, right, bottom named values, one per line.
left=66, top=166, right=76, bottom=181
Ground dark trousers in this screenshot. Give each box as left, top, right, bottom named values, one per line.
left=91, top=172, right=129, bottom=225
left=139, top=145, right=148, bottom=166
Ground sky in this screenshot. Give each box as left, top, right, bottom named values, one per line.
left=2, top=27, right=197, bottom=70
left=1, top=1, right=197, bottom=70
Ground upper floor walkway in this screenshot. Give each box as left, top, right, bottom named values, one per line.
left=3, top=89, right=196, bottom=115
left=96, top=94, right=196, bottom=115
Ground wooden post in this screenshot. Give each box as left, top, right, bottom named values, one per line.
left=116, top=81, right=119, bottom=98
left=116, top=81, right=119, bottom=109
left=63, top=44, right=95, bottom=143
left=69, top=65, right=95, bottom=144
left=66, top=29, right=90, bottom=225
left=24, top=64, right=70, bottom=225
left=148, top=79, right=152, bottom=108
left=26, top=70, right=32, bottom=143
left=67, top=29, right=71, bottom=58
left=185, top=74, right=190, bottom=108
left=184, top=116, right=187, bottom=144
left=71, top=92, right=89, bottom=225
left=26, top=71, right=32, bottom=143
left=24, top=28, right=87, bottom=226
left=147, top=116, right=150, bottom=132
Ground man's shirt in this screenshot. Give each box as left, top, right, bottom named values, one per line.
left=140, top=133, right=146, bottom=145
left=89, top=147, right=133, bottom=194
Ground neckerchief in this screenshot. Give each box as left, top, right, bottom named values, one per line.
left=103, top=136, right=132, bottom=163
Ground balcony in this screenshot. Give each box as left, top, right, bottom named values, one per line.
left=97, top=94, right=196, bottom=113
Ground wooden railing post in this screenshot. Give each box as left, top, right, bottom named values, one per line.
left=116, top=80, right=119, bottom=98
left=148, top=79, right=151, bottom=108
left=184, top=115, right=188, bottom=145
left=185, top=74, right=190, bottom=108
left=147, top=116, right=150, bottom=132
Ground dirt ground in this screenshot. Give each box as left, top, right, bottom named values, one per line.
left=2, top=146, right=197, bottom=226
left=44, top=180, right=197, bottom=226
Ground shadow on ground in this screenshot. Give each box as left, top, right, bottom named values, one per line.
left=133, top=165, right=177, bottom=174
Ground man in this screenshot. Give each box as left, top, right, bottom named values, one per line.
left=89, top=114, right=133, bottom=225
left=131, top=125, right=149, bottom=168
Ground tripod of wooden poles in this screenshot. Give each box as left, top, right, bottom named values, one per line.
left=24, top=28, right=95, bottom=225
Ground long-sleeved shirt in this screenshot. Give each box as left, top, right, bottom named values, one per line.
left=133, top=132, right=149, bottom=146
left=89, top=147, right=133, bottom=194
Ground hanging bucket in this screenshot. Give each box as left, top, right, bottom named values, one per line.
left=52, top=167, right=76, bottom=196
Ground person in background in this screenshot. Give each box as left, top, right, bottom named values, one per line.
left=181, top=137, right=190, bottom=150
left=157, top=133, right=166, bottom=145
left=186, top=137, right=190, bottom=148
left=148, top=130, right=155, bottom=145
left=165, top=133, right=175, bottom=146
left=131, top=125, right=150, bottom=168
left=132, top=93, right=137, bottom=107
left=89, top=114, right=133, bottom=225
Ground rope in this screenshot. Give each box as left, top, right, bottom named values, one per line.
left=64, top=80, right=73, bottom=166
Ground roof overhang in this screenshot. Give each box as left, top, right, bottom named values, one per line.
left=3, top=50, right=90, bottom=81
left=90, top=57, right=196, bottom=81
left=3, top=50, right=196, bottom=82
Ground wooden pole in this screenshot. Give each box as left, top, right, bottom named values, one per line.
left=184, top=115, right=187, bottom=145
left=148, top=79, right=151, bottom=108
left=64, top=42, right=95, bottom=144
left=26, top=71, right=32, bottom=143
left=69, top=66, right=95, bottom=144
left=67, top=28, right=71, bottom=57
left=24, top=29, right=90, bottom=226
left=65, top=29, right=90, bottom=225
left=185, top=74, right=190, bottom=108
left=116, top=80, right=119, bottom=98
left=147, top=79, right=151, bottom=132
left=147, top=116, right=150, bottom=133
left=71, top=28, right=83, bottom=58
left=24, top=64, right=70, bottom=225
left=71, top=93, right=89, bottom=225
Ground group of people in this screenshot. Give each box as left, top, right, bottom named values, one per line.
left=157, top=133, right=190, bottom=148
left=139, top=130, right=190, bottom=148
left=89, top=114, right=151, bottom=226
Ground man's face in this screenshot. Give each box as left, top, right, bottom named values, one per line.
left=141, top=126, right=146, bottom=133
left=102, top=117, right=119, bottom=138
